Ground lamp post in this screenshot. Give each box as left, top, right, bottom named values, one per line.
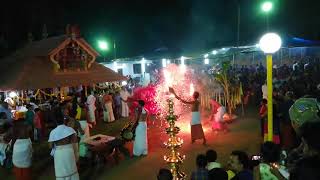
left=261, top=1, right=273, bottom=30
left=259, top=33, right=282, bottom=142
left=98, top=40, right=109, bottom=61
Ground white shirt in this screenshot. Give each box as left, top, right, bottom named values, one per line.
left=262, top=84, right=268, bottom=100
left=86, top=95, right=96, bottom=110
left=293, top=63, right=298, bottom=71
left=120, top=90, right=130, bottom=101
left=13, top=138, right=32, bottom=168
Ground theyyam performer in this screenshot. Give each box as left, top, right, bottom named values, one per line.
left=169, top=87, right=206, bottom=145
left=210, top=98, right=228, bottom=133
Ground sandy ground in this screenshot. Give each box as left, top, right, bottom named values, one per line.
left=93, top=108, right=261, bottom=180
left=1, top=107, right=261, bottom=180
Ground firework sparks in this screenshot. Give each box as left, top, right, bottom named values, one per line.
left=189, top=83, right=195, bottom=96
left=130, top=64, right=198, bottom=121
left=155, top=64, right=195, bottom=117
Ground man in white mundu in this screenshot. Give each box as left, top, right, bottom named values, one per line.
left=133, top=100, right=148, bottom=156
left=120, top=87, right=130, bottom=118
left=86, top=91, right=97, bottom=125
left=49, top=120, right=79, bottom=180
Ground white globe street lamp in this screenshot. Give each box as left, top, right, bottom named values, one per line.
left=259, top=32, right=282, bottom=142
left=259, top=33, right=282, bottom=54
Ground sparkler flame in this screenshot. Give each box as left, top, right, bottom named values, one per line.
left=130, top=64, right=197, bottom=119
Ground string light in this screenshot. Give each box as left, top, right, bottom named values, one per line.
left=162, top=59, right=167, bottom=68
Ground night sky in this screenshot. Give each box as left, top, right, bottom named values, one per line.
left=0, top=0, right=320, bottom=58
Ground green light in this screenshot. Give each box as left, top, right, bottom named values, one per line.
left=98, top=41, right=108, bottom=50
left=261, top=1, right=273, bottom=13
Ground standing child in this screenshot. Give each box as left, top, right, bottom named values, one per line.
left=259, top=99, right=268, bottom=138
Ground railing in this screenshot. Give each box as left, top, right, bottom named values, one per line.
left=200, top=92, right=226, bottom=110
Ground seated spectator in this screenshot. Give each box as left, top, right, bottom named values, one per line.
left=289, top=156, right=320, bottom=180
left=253, top=141, right=282, bottom=180
left=208, top=168, right=228, bottom=180
left=227, top=150, right=253, bottom=180
left=191, top=154, right=209, bottom=180
left=157, top=168, right=173, bottom=180
left=299, top=121, right=320, bottom=156
left=206, top=149, right=221, bottom=170
left=287, top=98, right=320, bottom=170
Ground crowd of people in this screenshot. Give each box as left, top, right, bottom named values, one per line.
left=157, top=96, right=320, bottom=180
left=0, top=81, right=150, bottom=180
left=156, top=60, right=320, bottom=180
left=0, top=59, right=320, bottom=180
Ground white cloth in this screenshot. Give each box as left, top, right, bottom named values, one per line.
left=121, top=102, right=129, bottom=117
left=292, top=63, right=298, bottom=71
left=214, top=106, right=225, bottom=122
left=48, top=125, right=76, bottom=142
left=104, top=102, right=115, bottom=122
left=207, top=162, right=222, bottom=171
left=79, top=121, right=90, bottom=138
left=30, top=102, right=39, bottom=110
left=86, top=95, right=96, bottom=122
left=120, top=90, right=130, bottom=117
left=54, top=144, right=79, bottom=180
left=191, top=112, right=201, bottom=125
left=133, top=121, right=148, bottom=156
left=88, top=109, right=96, bottom=123
left=262, top=84, right=268, bottom=100
left=12, top=138, right=32, bottom=168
